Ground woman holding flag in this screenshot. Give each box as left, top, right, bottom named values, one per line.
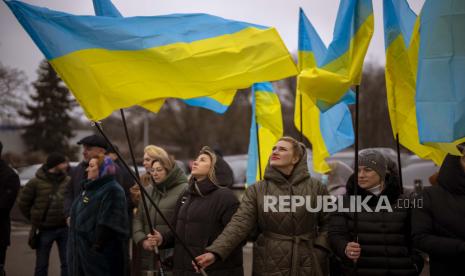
left=329, top=150, right=424, bottom=276
left=194, top=136, right=331, bottom=276
left=147, top=146, right=243, bottom=275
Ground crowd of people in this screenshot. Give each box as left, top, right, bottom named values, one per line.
left=0, top=136, right=464, bottom=276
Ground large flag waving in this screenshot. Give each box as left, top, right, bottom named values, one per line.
left=298, top=0, right=373, bottom=109
left=295, top=8, right=355, bottom=173
left=415, top=0, right=465, bottom=145
left=383, top=0, right=447, bottom=165
left=91, top=0, right=236, bottom=114
left=247, top=82, right=283, bottom=184
left=5, top=0, right=297, bottom=121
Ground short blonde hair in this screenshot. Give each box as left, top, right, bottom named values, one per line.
left=144, top=145, right=169, bottom=161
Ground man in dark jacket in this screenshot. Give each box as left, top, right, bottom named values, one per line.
left=412, top=151, right=465, bottom=276
left=63, top=134, right=108, bottom=219
left=19, top=152, right=70, bottom=276
left=0, top=141, right=20, bottom=276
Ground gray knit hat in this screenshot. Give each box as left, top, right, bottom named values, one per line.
left=358, top=149, right=387, bottom=180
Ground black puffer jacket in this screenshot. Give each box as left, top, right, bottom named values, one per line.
left=18, top=165, right=69, bottom=229
left=0, top=159, right=20, bottom=247
left=161, top=178, right=242, bottom=276
left=329, top=174, right=423, bottom=276
left=412, top=154, right=465, bottom=276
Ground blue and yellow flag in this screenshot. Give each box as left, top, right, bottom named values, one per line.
left=384, top=0, right=462, bottom=161
left=298, top=0, right=373, bottom=109
left=246, top=82, right=283, bottom=185
left=5, top=0, right=297, bottom=121
left=383, top=0, right=448, bottom=165
left=415, top=0, right=465, bottom=145
left=295, top=8, right=354, bottom=173
left=91, top=0, right=235, bottom=114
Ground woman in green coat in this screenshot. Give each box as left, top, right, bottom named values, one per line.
left=195, top=136, right=331, bottom=276
left=132, top=154, right=188, bottom=275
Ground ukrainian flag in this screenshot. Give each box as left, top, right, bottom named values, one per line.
left=295, top=8, right=354, bottom=173
left=384, top=0, right=462, bottom=162
left=415, top=0, right=465, bottom=146
left=246, top=82, right=283, bottom=185
left=298, top=0, right=373, bottom=109
left=91, top=0, right=235, bottom=114
left=5, top=0, right=297, bottom=121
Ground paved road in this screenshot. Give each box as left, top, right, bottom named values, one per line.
left=4, top=221, right=253, bottom=276
left=5, top=221, right=429, bottom=276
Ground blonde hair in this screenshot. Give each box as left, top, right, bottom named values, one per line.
left=198, top=146, right=218, bottom=185
left=278, top=136, right=305, bottom=161
left=144, top=145, right=169, bottom=160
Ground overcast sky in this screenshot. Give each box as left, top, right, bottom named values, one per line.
left=0, top=0, right=424, bottom=83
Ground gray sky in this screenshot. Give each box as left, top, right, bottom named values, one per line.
left=0, top=0, right=424, bottom=83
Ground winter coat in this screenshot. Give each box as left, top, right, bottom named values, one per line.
left=206, top=147, right=330, bottom=276
left=215, top=156, right=234, bottom=188
left=161, top=178, right=242, bottom=276
left=329, top=174, right=424, bottom=276
left=412, top=154, right=465, bottom=276
left=68, top=175, right=129, bottom=276
left=18, top=165, right=69, bottom=229
left=132, top=164, right=188, bottom=271
left=63, top=161, right=134, bottom=217
left=63, top=161, right=87, bottom=217
left=0, top=159, right=20, bottom=247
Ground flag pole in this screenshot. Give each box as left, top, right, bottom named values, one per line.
left=353, top=85, right=360, bottom=273
left=395, top=134, right=404, bottom=191
left=119, top=109, right=165, bottom=275
left=93, top=122, right=208, bottom=276
left=299, top=92, right=304, bottom=142
left=255, top=120, right=263, bottom=180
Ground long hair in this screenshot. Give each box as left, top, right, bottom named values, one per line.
left=198, top=146, right=218, bottom=185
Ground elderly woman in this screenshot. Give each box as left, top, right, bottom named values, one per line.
left=195, top=136, right=330, bottom=276
left=329, top=149, right=424, bottom=276
left=412, top=149, right=465, bottom=276
left=133, top=154, right=188, bottom=274
left=148, top=146, right=242, bottom=275
left=67, top=155, right=129, bottom=276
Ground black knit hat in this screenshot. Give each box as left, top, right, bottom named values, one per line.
left=358, top=149, right=387, bottom=180
left=45, top=152, right=67, bottom=169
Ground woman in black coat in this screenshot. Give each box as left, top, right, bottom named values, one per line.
left=148, top=146, right=243, bottom=276
left=412, top=152, right=465, bottom=276
left=329, top=149, right=423, bottom=276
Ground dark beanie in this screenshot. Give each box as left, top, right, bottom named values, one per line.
left=358, top=149, right=387, bottom=180
left=46, top=152, right=67, bottom=169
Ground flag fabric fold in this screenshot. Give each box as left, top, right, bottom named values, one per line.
left=246, top=82, right=283, bottom=185
left=383, top=0, right=462, bottom=163
left=295, top=8, right=355, bottom=173
left=298, top=0, right=373, bottom=110
left=415, top=0, right=465, bottom=145
left=6, top=0, right=297, bottom=120
left=92, top=0, right=236, bottom=114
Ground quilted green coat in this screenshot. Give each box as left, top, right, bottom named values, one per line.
left=206, top=148, right=330, bottom=276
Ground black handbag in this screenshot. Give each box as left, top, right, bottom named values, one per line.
left=28, top=225, right=40, bottom=249
left=27, top=186, right=58, bottom=249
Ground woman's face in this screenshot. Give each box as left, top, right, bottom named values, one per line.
left=191, top=153, right=212, bottom=180
left=358, top=166, right=382, bottom=190
left=143, top=153, right=153, bottom=172
left=150, top=161, right=168, bottom=184
left=269, top=140, right=299, bottom=171
left=86, top=158, right=99, bottom=180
